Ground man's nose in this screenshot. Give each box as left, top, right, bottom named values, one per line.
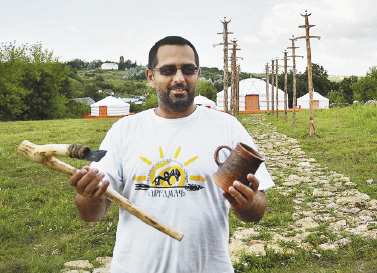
left=173, top=69, right=185, bottom=83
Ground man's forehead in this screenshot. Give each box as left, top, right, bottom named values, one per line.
left=156, top=44, right=196, bottom=64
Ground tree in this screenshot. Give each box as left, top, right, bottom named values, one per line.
left=327, top=90, right=347, bottom=104
left=197, top=81, right=217, bottom=101
left=144, top=92, right=158, bottom=109
left=301, top=63, right=332, bottom=96
left=338, top=76, right=358, bottom=104
left=352, top=66, right=377, bottom=102
left=118, top=60, right=126, bottom=70
left=65, top=59, right=87, bottom=70
left=84, top=84, right=106, bottom=102
left=21, top=44, right=69, bottom=120
left=0, top=43, right=31, bottom=120
left=0, top=42, right=72, bottom=120
left=87, top=59, right=102, bottom=70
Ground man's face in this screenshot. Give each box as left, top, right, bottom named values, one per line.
left=147, top=45, right=200, bottom=112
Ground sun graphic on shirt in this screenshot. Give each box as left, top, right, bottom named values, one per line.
left=132, top=146, right=206, bottom=189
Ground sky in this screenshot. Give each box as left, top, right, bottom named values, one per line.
left=1, top=0, right=376, bottom=77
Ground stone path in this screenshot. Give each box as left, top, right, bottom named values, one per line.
left=62, top=114, right=377, bottom=272
left=229, top=114, right=377, bottom=262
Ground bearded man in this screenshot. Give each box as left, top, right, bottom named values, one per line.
left=68, top=36, right=274, bottom=273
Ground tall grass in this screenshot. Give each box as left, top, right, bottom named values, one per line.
left=264, top=103, right=377, bottom=199
left=0, top=118, right=119, bottom=272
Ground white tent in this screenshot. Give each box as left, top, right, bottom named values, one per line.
left=194, top=95, right=216, bottom=108
left=90, top=96, right=130, bottom=116
left=216, top=78, right=286, bottom=111
left=297, top=91, right=329, bottom=109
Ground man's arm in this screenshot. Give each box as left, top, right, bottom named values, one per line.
left=222, top=173, right=268, bottom=222
left=68, top=166, right=111, bottom=222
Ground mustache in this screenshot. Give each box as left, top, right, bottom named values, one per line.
left=168, top=83, right=189, bottom=91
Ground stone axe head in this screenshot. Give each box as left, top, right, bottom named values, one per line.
left=16, top=140, right=107, bottom=175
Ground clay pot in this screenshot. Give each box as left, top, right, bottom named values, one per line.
left=212, top=142, right=265, bottom=193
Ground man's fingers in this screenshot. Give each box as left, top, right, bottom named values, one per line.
left=223, top=191, right=243, bottom=209
left=69, top=167, right=107, bottom=199
left=82, top=170, right=104, bottom=196
left=68, top=166, right=89, bottom=187
left=92, top=180, right=110, bottom=199
left=247, top=174, right=259, bottom=193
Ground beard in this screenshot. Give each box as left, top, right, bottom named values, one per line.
left=156, top=83, right=197, bottom=112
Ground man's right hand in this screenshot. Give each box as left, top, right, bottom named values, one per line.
left=68, top=166, right=111, bottom=222
left=68, top=166, right=110, bottom=200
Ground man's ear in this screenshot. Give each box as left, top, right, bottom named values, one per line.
left=146, top=69, right=155, bottom=88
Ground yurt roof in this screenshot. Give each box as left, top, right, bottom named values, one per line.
left=194, top=95, right=216, bottom=105
left=91, top=96, right=130, bottom=107
left=218, top=78, right=284, bottom=96
left=297, top=91, right=329, bottom=101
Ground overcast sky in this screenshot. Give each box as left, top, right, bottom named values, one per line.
left=1, top=0, right=376, bottom=76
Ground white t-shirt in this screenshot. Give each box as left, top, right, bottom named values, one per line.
left=91, top=106, right=274, bottom=273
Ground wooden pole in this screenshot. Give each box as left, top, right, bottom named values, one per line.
left=271, top=59, right=275, bottom=115
left=214, top=18, right=233, bottom=113
left=230, top=41, right=236, bottom=116
left=265, top=63, right=270, bottom=115
left=236, top=64, right=241, bottom=114
left=275, top=58, right=279, bottom=118
left=288, top=35, right=304, bottom=127
left=229, top=39, right=241, bottom=116
left=283, top=50, right=289, bottom=122
left=295, top=11, right=320, bottom=136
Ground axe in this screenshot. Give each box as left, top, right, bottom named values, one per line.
left=17, top=140, right=184, bottom=241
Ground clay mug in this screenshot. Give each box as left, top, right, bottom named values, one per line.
left=212, top=142, right=265, bottom=193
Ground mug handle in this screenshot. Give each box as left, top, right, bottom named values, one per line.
left=214, top=145, right=232, bottom=167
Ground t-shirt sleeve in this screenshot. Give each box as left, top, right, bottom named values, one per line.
left=90, top=122, right=124, bottom=193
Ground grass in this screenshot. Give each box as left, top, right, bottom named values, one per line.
left=77, top=69, right=130, bottom=88
left=1, top=103, right=377, bottom=272
left=0, top=118, right=120, bottom=272
left=230, top=103, right=377, bottom=272
left=264, top=103, right=377, bottom=199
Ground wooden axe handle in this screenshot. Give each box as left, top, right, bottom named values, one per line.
left=17, top=140, right=184, bottom=241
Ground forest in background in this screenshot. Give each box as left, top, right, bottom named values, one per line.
left=1, top=42, right=376, bottom=122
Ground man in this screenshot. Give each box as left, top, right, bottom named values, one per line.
left=68, top=36, right=274, bottom=273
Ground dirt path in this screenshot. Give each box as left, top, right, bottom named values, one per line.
left=229, top=114, right=377, bottom=262
left=62, top=114, right=377, bottom=272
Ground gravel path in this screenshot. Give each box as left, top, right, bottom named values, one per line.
left=62, top=114, right=377, bottom=272
left=229, top=114, right=377, bottom=262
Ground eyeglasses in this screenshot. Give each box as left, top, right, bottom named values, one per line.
left=152, top=65, right=198, bottom=76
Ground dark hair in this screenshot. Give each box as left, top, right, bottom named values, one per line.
left=147, top=36, right=199, bottom=70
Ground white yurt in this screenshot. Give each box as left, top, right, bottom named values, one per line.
left=90, top=96, right=130, bottom=116
left=216, top=78, right=286, bottom=111
left=194, top=95, right=216, bottom=108
left=297, top=91, right=329, bottom=109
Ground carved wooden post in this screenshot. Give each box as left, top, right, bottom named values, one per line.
left=265, top=63, right=270, bottom=115
left=229, top=39, right=241, bottom=116
left=295, top=11, right=320, bottom=136
left=214, top=18, right=233, bottom=113
left=283, top=50, right=289, bottom=122
left=275, top=58, right=279, bottom=118
left=271, top=59, right=275, bottom=115
left=288, top=35, right=303, bottom=127
left=230, top=41, right=236, bottom=116
left=236, top=64, right=241, bottom=115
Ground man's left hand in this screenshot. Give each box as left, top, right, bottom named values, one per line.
left=222, top=173, right=267, bottom=222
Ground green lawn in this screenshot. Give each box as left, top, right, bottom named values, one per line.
left=1, top=103, right=376, bottom=272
